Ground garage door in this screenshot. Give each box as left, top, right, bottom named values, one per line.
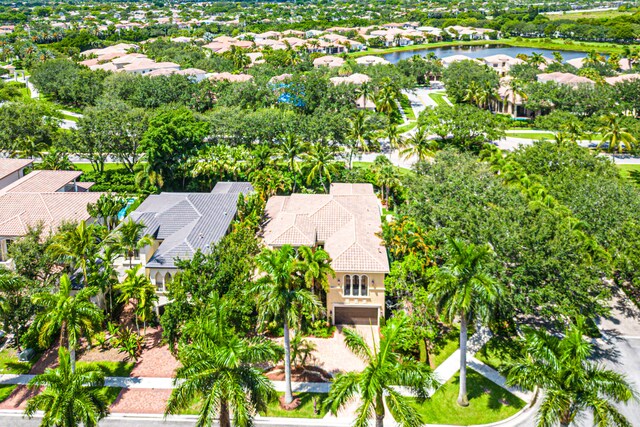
left=334, top=306, right=379, bottom=325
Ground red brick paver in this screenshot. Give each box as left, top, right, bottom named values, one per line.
left=129, top=328, right=180, bottom=378
left=110, top=388, right=172, bottom=414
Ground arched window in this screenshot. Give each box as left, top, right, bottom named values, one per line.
left=360, top=275, right=368, bottom=297
left=155, top=272, right=164, bottom=291
left=164, top=272, right=172, bottom=287
left=343, top=275, right=351, bottom=296
left=352, top=275, right=360, bottom=296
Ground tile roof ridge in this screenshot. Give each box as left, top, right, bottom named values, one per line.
left=185, top=194, right=203, bottom=217
left=39, top=193, right=54, bottom=223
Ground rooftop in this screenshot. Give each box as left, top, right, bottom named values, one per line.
left=0, top=159, right=33, bottom=182
left=263, top=183, right=389, bottom=274
left=128, top=182, right=253, bottom=269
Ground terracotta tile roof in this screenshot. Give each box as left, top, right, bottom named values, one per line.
left=0, top=159, right=32, bottom=182
left=263, top=183, right=389, bottom=273
left=537, top=72, right=594, bottom=87
left=0, top=170, right=82, bottom=194
left=0, top=192, right=101, bottom=237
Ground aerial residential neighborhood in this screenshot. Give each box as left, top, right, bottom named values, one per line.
left=1, top=0, right=640, bottom=427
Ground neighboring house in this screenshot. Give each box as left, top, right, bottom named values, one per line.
left=0, top=162, right=101, bottom=266
left=313, top=55, right=345, bottom=68
left=118, top=182, right=253, bottom=309
left=262, top=183, right=390, bottom=326
left=480, top=54, right=524, bottom=76
left=537, top=72, right=594, bottom=87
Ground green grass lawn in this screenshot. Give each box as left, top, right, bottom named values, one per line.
left=546, top=10, right=634, bottom=20
left=73, top=163, right=128, bottom=173
left=616, top=164, right=640, bottom=184
left=507, top=132, right=555, bottom=140
left=0, top=348, right=42, bottom=403
left=261, top=392, right=328, bottom=418
left=410, top=369, right=525, bottom=425
left=397, top=121, right=417, bottom=133
left=77, top=361, right=135, bottom=405
left=61, top=113, right=79, bottom=122
left=475, top=336, right=522, bottom=372
left=352, top=161, right=413, bottom=177
left=399, top=94, right=416, bottom=121
left=429, top=92, right=450, bottom=107
left=432, top=327, right=460, bottom=368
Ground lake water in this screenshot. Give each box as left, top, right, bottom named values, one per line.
left=382, top=44, right=588, bottom=63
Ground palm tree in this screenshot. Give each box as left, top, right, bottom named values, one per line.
left=527, top=52, right=546, bottom=68
left=87, top=193, right=127, bottom=232
left=296, top=246, right=334, bottom=322
left=346, top=110, right=374, bottom=168
left=25, top=347, right=109, bottom=427
left=48, top=221, right=103, bottom=285
left=430, top=238, right=503, bottom=406
left=134, top=161, right=164, bottom=191
left=278, top=132, right=304, bottom=192
left=166, top=296, right=279, bottom=427
left=115, top=219, right=153, bottom=268
left=401, top=126, right=438, bottom=162
left=116, top=265, right=158, bottom=334
left=253, top=245, right=323, bottom=405
left=325, top=315, right=438, bottom=427
left=584, top=50, right=604, bottom=67
left=374, top=80, right=400, bottom=118
left=597, top=113, right=637, bottom=154
left=505, top=318, right=636, bottom=427
left=304, top=143, right=340, bottom=193
left=31, top=274, right=103, bottom=373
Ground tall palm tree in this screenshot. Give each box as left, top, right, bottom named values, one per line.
left=505, top=318, right=636, bottom=427
left=167, top=296, right=278, bottom=427
left=134, top=161, right=164, bottom=191
left=401, top=126, right=438, bottom=162
left=116, top=265, right=158, bottom=334
left=374, top=80, right=400, bottom=118
left=25, top=347, right=109, bottom=427
left=48, top=221, right=103, bottom=286
left=115, top=219, right=153, bottom=268
left=584, top=50, right=604, bottom=67
left=527, top=52, right=546, bottom=68
left=87, top=194, right=127, bottom=232
left=304, top=143, right=340, bottom=193
left=31, top=274, right=103, bottom=373
left=278, top=132, right=304, bottom=192
left=325, top=315, right=438, bottom=427
left=430, top=238, right=503, bottom=406
left=253, top=245, right=323, bottom=405
left=597, top=113, right=637, bottom=154
left=346, top=110, right=374, bottom=168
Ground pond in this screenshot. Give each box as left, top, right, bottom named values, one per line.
left=382, top=44, right=589, bottom=64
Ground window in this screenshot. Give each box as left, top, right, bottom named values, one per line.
left=344, top=274, right=351, bottom=296
left=343, top=274, right=369, bottom=297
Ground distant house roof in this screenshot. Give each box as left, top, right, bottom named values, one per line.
left=208, top=72, right=253, bottom=83
left=0, top=159, right=33, bottom=182
left=313, top=55, right=345, bottom=68
left=0, top=163, right=101, bottom=238
left=127, top=182, right=253, bottom=269
left=604, top=74, right=640, bottom=85
left=537, top=72, right=594, bottom=87
left=330, top=73, right=371, bottom=86
left=355, top=55, right=390, bottom=66
left=0, top=170, right=83, bottom=194
left=263, top=183, right=389, bottom=273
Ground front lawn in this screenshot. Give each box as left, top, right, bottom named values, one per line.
left=617, top=164, right=640, bottom=185
left=260, top=392, right=328, bottom=418
left=507, top=132, right=555, bottom=140
left=0, top=348, right=36, bottom=374
left=73, top=163, right=127, bottom=173
left=475, top=336, right=522, bottom=372
left=429, top=92, right=450, bottom=107
left=432, top=327, right=460, bottom=368
left=399, top=94, right=416, bottom=121
left=76, top=361, right=135, bottom=405
left=410, top=369, right=525, bottom=425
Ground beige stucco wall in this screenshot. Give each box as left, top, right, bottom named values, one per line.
left=326, top=271, right=386, bottom=321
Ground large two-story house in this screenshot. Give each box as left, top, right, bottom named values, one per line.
left=0, top=159, right=101, bottom=267
left=118, top=182, right=253, bottom=309
left=262, top=183, right=389, bottom=326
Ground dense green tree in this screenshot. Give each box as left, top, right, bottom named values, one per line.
left=442, top=60, right=499, bottom=104
left=116, top=265, right=158, bottom=334
left=48, top=221, right=104, bottom=284
left=0, top=101, right=59, bottom=157
left=0, top=268, right=38, bottom=350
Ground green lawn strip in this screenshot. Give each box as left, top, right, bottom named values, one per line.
left=0, top=385, right=16, bottom=402
left=410, top=369, right=525, bottom=425
left=432, top=327, right=460, bottom=368
left=397, top=121, right=417, bottom=133
left=616, top=164, right=640, bottom=184
left=261, top=392, right=328, bottom=418
left=474, top=336, right=522, bottom=372
left=429, top=92, right=450, bottom=107
left=61, top=113, right=79, bottom=122
left=348, top=37, right=625, bottom=58
left=76, top=361, right=135, bottom=405
left=73, top=163, right=128, bottom=173
left=399, top=94, right=416, bottom=121
left=0, top=348, right=35, bottom=374
left=352, top=161, right=413, bottom=177
left=546, top=10, right=634, bottom=20
left=507, top=132, right=555, bottom=140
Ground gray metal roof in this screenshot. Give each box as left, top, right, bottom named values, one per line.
left=128, top=182, right=252, bottom=269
